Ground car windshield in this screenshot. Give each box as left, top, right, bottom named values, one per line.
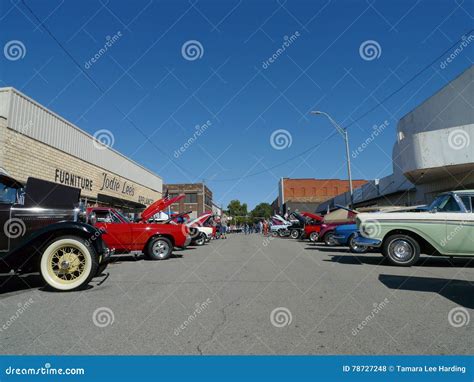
left=0, top=183, right=20, bottom=204
left=428, top=194, right=463, bottom=212
left=114, top=209, right=130, bottom=223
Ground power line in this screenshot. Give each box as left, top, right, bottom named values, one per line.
left=206, top=28, right=473, bottom=182
left=21, top=0, right=196, bottom=179
left=344, top=28, right=473, bottom=130
left=21, top=0, right=472, bottom=183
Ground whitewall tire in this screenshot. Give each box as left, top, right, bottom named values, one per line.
left=40, top=236, right=97, bottom=291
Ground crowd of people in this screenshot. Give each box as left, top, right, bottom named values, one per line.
left=222, top=220, right=272, bottom=236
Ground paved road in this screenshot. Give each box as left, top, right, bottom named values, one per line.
left=1, top=234, right=473, bottom=355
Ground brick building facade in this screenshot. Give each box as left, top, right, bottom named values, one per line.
left=276, top=178, right=368, bottom=213
left=164, top=183, right=213, bottom=219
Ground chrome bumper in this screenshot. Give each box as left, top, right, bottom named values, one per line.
left=354, top=234, right=382, bottom=248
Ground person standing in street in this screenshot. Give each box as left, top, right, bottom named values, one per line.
left=221, top=215, right=228, bottom=239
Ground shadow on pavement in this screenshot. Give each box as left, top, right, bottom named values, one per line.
left=321, top=253, right=474, bottom=268
left=109, top=253, right=184, bottom=264
left=379, top=274, right=474, bottom=309
left=0, top=274, right=45, bottom=295
left=306, top=246, right=350, bottom=253
left=323, top=254, right=385, bottom=265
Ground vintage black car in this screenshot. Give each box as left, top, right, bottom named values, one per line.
left=0, top=172, right=111, bottom=291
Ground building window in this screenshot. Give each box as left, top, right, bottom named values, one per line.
left=205, top=195, right=212, bottom=207
left=322, top=187, right=327, bottom=196
left=168, top=193, right=179, bottom=199
left=333, top=187, right=338, bottom=195
left=300, top=187, right=305, bottom=196
left=289, top=188, right=295, bottom=197
left=185, top=193, right=197, bottom=203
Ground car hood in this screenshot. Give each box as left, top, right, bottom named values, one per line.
left=357, top=211, right=474, bottom=223
left=188, top=212, right=213, bottom=227
left=141, top=194, right=185, bottom=221
left=301, top=212, right=324, bottom=222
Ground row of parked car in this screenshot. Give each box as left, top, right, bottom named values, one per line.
left=271, top=189, right=474, bottom=266
left=0, top=174, right=216, bottom=292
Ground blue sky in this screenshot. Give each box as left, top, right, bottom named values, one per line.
left=1, top=0, right=472, bottom=209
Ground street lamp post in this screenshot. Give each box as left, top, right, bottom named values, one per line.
left=311, top=111, right=354, bottom=208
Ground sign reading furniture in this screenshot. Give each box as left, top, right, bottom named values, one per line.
left=55, top=169, right=93, bottom=191
left=53, top=168, right=157, bottom=205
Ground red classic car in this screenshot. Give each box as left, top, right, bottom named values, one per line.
left=87, top=194, right=191, bottom=260
left=303, top=207, right=357, bottom=245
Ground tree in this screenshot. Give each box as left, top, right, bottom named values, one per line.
left=250, top=203, right=272, bottom=220
left=227, top=200, right=248, bottom=217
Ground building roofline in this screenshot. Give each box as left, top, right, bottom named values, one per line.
left=281, top=178, right=367, bottom=182
left=0, top=86, right=163, bottom=182
left=398, top=64, right=473, bottom=123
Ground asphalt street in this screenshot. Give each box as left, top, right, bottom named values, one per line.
left=0, top=234, right=473, bottom=355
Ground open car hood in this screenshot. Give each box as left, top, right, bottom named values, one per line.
left=273, top=214, right=291, bottom=225
left=164, top=210, right=192, bottom=224
left=188, top=211, right=213, bottom=227
left=323, top=207, right=357, bottom=223
left=301, top=211, right=324, bottom=222
left=141, top=194, right=185, bottom=221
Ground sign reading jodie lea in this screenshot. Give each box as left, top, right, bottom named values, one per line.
left=99, top=172, right=135, bottom=197
left=53, top=169, right=156, bottom=206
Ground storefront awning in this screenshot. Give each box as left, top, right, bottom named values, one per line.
left=97, top=193, right=146, bottom=210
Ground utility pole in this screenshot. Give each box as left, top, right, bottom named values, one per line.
left=311, top=111, right=354, bottom=208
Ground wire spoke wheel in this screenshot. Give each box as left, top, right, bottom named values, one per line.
left=48, top=245, right=86, bottom=283
left=40, top=237, right=97, bottom=291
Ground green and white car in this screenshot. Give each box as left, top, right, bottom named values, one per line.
left=354, top=190, right=474, bottom=266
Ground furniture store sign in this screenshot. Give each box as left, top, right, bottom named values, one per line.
left=55, top=169, right=93, bottom=191
left=54, top=168, right=155, bottom=204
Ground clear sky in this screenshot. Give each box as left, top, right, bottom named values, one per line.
left=1, top=0, right=472, bottom=209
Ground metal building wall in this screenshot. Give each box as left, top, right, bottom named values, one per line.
left=0, top=87, right=162, bottom=192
